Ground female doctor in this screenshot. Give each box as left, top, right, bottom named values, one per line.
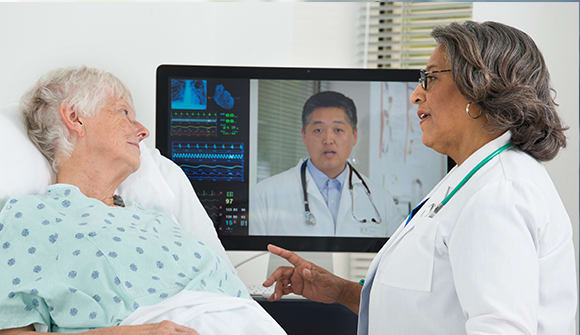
left=262, top=21, right=577, bottom=334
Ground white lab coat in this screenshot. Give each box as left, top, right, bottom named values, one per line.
left=359, top=132, right=577, bottom=335
left=249, top=161, right=401, bottom=237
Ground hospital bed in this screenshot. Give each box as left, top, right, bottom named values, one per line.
left=0, top=103, right=287, bottom=334
left=0, top=103, right=359, bottom=335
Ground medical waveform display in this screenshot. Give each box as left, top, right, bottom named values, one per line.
left=164, top=76, right=250, bottom=235
left=196, top=190, right=221, bottom=224
left=195, top=189, right=248, bottom=234
left=181, top=164, right=244, bottom=181
left=171, top=79, right=207, bottom=110
left=172, top=142, right=245, bottom=182
left=170, top=111, right=217, bottom=137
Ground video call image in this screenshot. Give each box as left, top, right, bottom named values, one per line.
left=249, top=80, right=446, bottom=238
left=164, top=77, right=447, bottom=238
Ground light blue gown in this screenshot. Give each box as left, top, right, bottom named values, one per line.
left=0, top=184, right=249, bottom=333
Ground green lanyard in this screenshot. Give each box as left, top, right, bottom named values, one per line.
left=432, top=142, right=513, bottom=216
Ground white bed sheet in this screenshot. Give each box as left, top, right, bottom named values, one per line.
left=121, top=290, right=286, bottom=335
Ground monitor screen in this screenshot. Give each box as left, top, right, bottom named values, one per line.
left=156, top=65, right=447, bottom=252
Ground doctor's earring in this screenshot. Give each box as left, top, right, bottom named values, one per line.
left=466, top=102, right=482, bottom=120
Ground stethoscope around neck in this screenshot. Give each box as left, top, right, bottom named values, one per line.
left=405, top=142, right=513, bottom=226
left=300, top=160, right=383, bottom=225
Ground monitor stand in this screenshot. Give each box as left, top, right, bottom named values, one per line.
left=266, top=252, right=334, bottom=277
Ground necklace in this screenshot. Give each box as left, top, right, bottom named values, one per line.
left=113, top=194, right=125, bottom=207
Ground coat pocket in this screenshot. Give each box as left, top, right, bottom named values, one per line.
left=376, top=216, right=438, bottom=292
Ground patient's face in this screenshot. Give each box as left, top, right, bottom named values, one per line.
left=83, top=96, right=149, bottom=173
left=302, top=107, right=357, bottom=179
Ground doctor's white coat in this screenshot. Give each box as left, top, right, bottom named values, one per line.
left=249, top=161, right=400, bottom=237
left=359, top=132, right=577, bottom=335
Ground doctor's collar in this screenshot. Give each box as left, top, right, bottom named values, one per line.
left=306, top=159, right=348, bottom=188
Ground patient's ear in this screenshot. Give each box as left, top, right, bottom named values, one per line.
left=59, top=101, right=84, bottom=136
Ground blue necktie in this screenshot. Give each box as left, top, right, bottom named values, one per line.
left=405, top=198, right=429, bottom=227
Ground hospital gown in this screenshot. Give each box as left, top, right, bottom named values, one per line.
left=0, top=184, right=249, bottom=333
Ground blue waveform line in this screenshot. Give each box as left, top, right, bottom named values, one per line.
left=171, top=118, right=217, bottom=123
left=182, top=168, right=243, bottom=176
left=190, top=172, right=243, bottom=177
left=173, top=142, right=244, bottom=150
left=173, top=153, right=244, bottom=160
left=181, top=164, right=243, bottom=169
left=190, top=176, right=244, bottom=182
left=188, top=169, right=242, bottom=175
left=182, top=163, right=244, bottom=182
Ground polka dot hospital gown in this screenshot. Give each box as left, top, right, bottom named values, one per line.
left=0, top=184, right=249, bottom=332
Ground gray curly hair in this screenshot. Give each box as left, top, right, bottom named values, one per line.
left=20, top=66, right=133, bottom=172
left=432, top=21, right=567, bottom=161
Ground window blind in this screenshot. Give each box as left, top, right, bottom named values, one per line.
left=349, top=2, right=472, bottom=282
left=257, top=80, right=330, bottom=182
left=359, top=2, right=473, bottom=69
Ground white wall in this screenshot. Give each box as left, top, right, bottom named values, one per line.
left=0, top=2, right=360, bottom=144
left=473, top=2, right=579, bottom=333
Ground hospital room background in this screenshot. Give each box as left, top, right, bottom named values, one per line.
left=0, top=1, right=578, bottom=333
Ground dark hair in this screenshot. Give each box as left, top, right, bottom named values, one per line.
left=302, top=91, right=357, bottom=129
left=431, top=21, right=567, bottom=161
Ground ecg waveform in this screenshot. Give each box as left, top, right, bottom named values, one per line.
left=195, top=190, right=223, bottom=224
left=171, top=125, right=217, bottom=137
left=172, top=142, right=245, bottom=182
left=180, top=164, right=243, bottom=181
left=171, top=111, right=218, bottom=137
left=174, top=153, right=244, bottom=160
left=167, top=77, right=250, bottom=235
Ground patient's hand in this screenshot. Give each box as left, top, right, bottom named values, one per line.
left=262, top=245, right=355, bottom=304
left=89, top=321, right=200, bottom=335
left=0, top=322, right=200, bottom=335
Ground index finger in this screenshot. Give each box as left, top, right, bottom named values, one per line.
left=267, top=244, right=304, bottom=267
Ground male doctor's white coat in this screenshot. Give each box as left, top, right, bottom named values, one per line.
left=249, top=160, right=400, bottom=237
left=358, top=132, right=577, bottom=335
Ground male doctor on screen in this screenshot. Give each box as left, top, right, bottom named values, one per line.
left=250, top=91, right=400, bottom=237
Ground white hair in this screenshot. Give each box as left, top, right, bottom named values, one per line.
left=20, top=66, right=133, bottom=172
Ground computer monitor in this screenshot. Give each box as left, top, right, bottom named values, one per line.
left=156, top=65, right=447, bottom=252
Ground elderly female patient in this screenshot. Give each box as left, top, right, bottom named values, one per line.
left=0, top=67, right=283, bottom=334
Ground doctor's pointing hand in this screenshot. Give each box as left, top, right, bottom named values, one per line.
left=264, top=244, right=362, bottom=313
left=264, top=21, right=577, bottom=335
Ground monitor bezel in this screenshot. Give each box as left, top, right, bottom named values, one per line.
left=156, top=64, right=422, bottom=252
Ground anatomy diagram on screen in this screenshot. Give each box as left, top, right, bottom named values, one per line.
left=370, top=82, right=446, bottom=215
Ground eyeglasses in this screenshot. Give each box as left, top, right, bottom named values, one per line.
left=419, top=69, right=451, bottom=90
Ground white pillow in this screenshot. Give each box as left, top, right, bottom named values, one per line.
left=0, top=103, right=231, bottom=268
left=0, top=103, right=54, bottom=207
